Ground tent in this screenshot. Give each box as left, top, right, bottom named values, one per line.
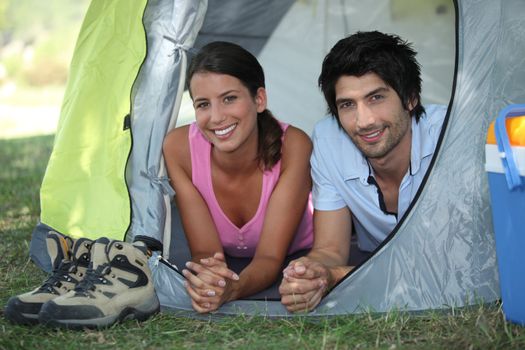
left=29, top=0, right=525, bottom=316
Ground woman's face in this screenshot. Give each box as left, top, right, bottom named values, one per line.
left=190, top=72, right=266, bottom=155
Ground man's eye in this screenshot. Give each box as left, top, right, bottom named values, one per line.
left=339, top=101, right=353, bottom=109
left=371, top=94, right=384, bottom=102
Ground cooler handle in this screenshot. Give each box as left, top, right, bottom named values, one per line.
left=494, top=104, right=525, bottom=191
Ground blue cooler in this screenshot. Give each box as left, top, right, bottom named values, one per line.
left=486, top=104, right=525, bottom=326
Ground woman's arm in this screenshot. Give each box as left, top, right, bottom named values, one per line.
left=224, top=126, right=313, bottom=300
left=164, top=127, right=241, bottom=312
left=163, top=126, right=224, bottom=261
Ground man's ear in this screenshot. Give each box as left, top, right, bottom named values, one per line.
left=255, top=87, right=267, bottom=113
left=407, top=96, right=418, bottom=112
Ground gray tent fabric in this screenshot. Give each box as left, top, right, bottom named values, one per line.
left=126, top=0, right=207, bottom=249
left=193, top=0, right=295, bottom=56
left=147, top=0, right=520, bottom=316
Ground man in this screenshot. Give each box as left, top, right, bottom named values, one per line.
left=279, top=31, right=446, bottom=312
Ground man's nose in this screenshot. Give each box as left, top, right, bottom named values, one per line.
left=355, top=104, right=376, bottom=130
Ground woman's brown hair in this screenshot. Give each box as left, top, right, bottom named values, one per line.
left=187, top=41, right=283, bottom=170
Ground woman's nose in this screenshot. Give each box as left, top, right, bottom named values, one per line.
left=209, top=103, right=226, bottom=124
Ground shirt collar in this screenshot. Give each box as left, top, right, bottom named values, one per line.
left=410, top=114, right=434, bottom=175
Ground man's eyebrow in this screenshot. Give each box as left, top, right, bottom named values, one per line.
left=335, top=86, right=390, bottom=106
left=364, top=87, right=389, bottom=98
left=335, top=97, right=353, bottom=105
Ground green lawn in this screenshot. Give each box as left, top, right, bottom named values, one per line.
left=1, top=135, right=524, bottom=349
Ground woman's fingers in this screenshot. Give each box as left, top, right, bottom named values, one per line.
left=185, top=282, right=222, bottom=313
left=182, top=269, right=221, bottom=296
left=185, top=281, right=218, bottom=305
left=198, top=258, right=239, bottom=281
left=185, top=261, right=226, bottom=287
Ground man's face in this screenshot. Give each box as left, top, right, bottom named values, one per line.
left=334, top=72, right=414, bottom=160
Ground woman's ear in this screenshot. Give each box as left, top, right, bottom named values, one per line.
left=255, top=87, right=267, bottom=113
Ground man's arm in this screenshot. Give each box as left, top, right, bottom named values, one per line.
left=280, top=207, right=353, bottom=312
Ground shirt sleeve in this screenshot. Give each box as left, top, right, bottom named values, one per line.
left=310, top=126, right=347, bottom=211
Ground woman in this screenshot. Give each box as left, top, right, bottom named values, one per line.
left=163, top=41, right=313, bottom=313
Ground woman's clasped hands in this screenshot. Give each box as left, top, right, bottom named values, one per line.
left=182, top=252, right=240, bottom=313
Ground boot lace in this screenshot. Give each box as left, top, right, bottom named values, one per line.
left=74, top=264, right=111, bottom=297
left=37, top=261, right=77, bottom=294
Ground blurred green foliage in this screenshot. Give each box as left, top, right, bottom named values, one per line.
left=0, top=0, right=89, bottom=87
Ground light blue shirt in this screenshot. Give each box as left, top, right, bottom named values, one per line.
left=311, top=104, right=447, bottom=252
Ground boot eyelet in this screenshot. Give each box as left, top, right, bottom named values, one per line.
left=116, top=243, right=123, bottom=249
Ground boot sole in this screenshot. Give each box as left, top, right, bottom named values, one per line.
left=4, top=298, right=41, bottom=325
left=39, top=294, right=160, bottom=329
left=4, top=309, right=40, bottom=325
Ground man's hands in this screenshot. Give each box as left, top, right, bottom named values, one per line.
left=182, top=252, right=239, bottom=313
left=279, top=257, right=332, bottom=313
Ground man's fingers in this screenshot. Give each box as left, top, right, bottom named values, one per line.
left=283, top=260, right=327, bottom=280
left=279, top=276, right=326, bottom=295
left=281, top=288, right=317, bottom=307
left=282, top=288, right=324, bottom=313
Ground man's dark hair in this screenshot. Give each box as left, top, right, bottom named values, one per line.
left=318, top=31, right=425, bottom=123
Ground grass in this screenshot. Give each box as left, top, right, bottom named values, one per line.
left=1, top=135, right=525, bottom=350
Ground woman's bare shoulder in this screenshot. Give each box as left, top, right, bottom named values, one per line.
left=282, top=125, right=312, bottom=153
left=163, top=124, right=191, bottom=168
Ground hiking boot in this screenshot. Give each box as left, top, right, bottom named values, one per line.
left=4, top=233, right=91, bottom=325
left=39, top=237, right=160, bottom=329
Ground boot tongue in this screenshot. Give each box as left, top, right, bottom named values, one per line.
left=105, top=240, right=131, bottom=261
left=89, top=237, right=111, bottom=269
left=71, top=237, right=92, bottom=261
left=46, top=231, right=73, bottom=268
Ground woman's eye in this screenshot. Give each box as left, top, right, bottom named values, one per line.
left=195, top=102, right=209, bottom=109
left=224, top=95, right=237, bottom=103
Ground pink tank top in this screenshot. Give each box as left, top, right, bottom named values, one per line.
left=189, top=122, right=313, bottom=257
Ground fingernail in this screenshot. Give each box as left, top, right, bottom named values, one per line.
left=185, top=261, right=191, bottom=268
left=207, top=290, right=216, bottom=296
left=203, top=303, right=210, bottom=308
left=232, top=273, right=239, bottom=281
left=283, top=272, right=288, bottom=279
left=201, top=258, right=208, bottom=264
left=218, top=280, right=226, bottom=287
left=183, top=281, right=188, bottom=287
